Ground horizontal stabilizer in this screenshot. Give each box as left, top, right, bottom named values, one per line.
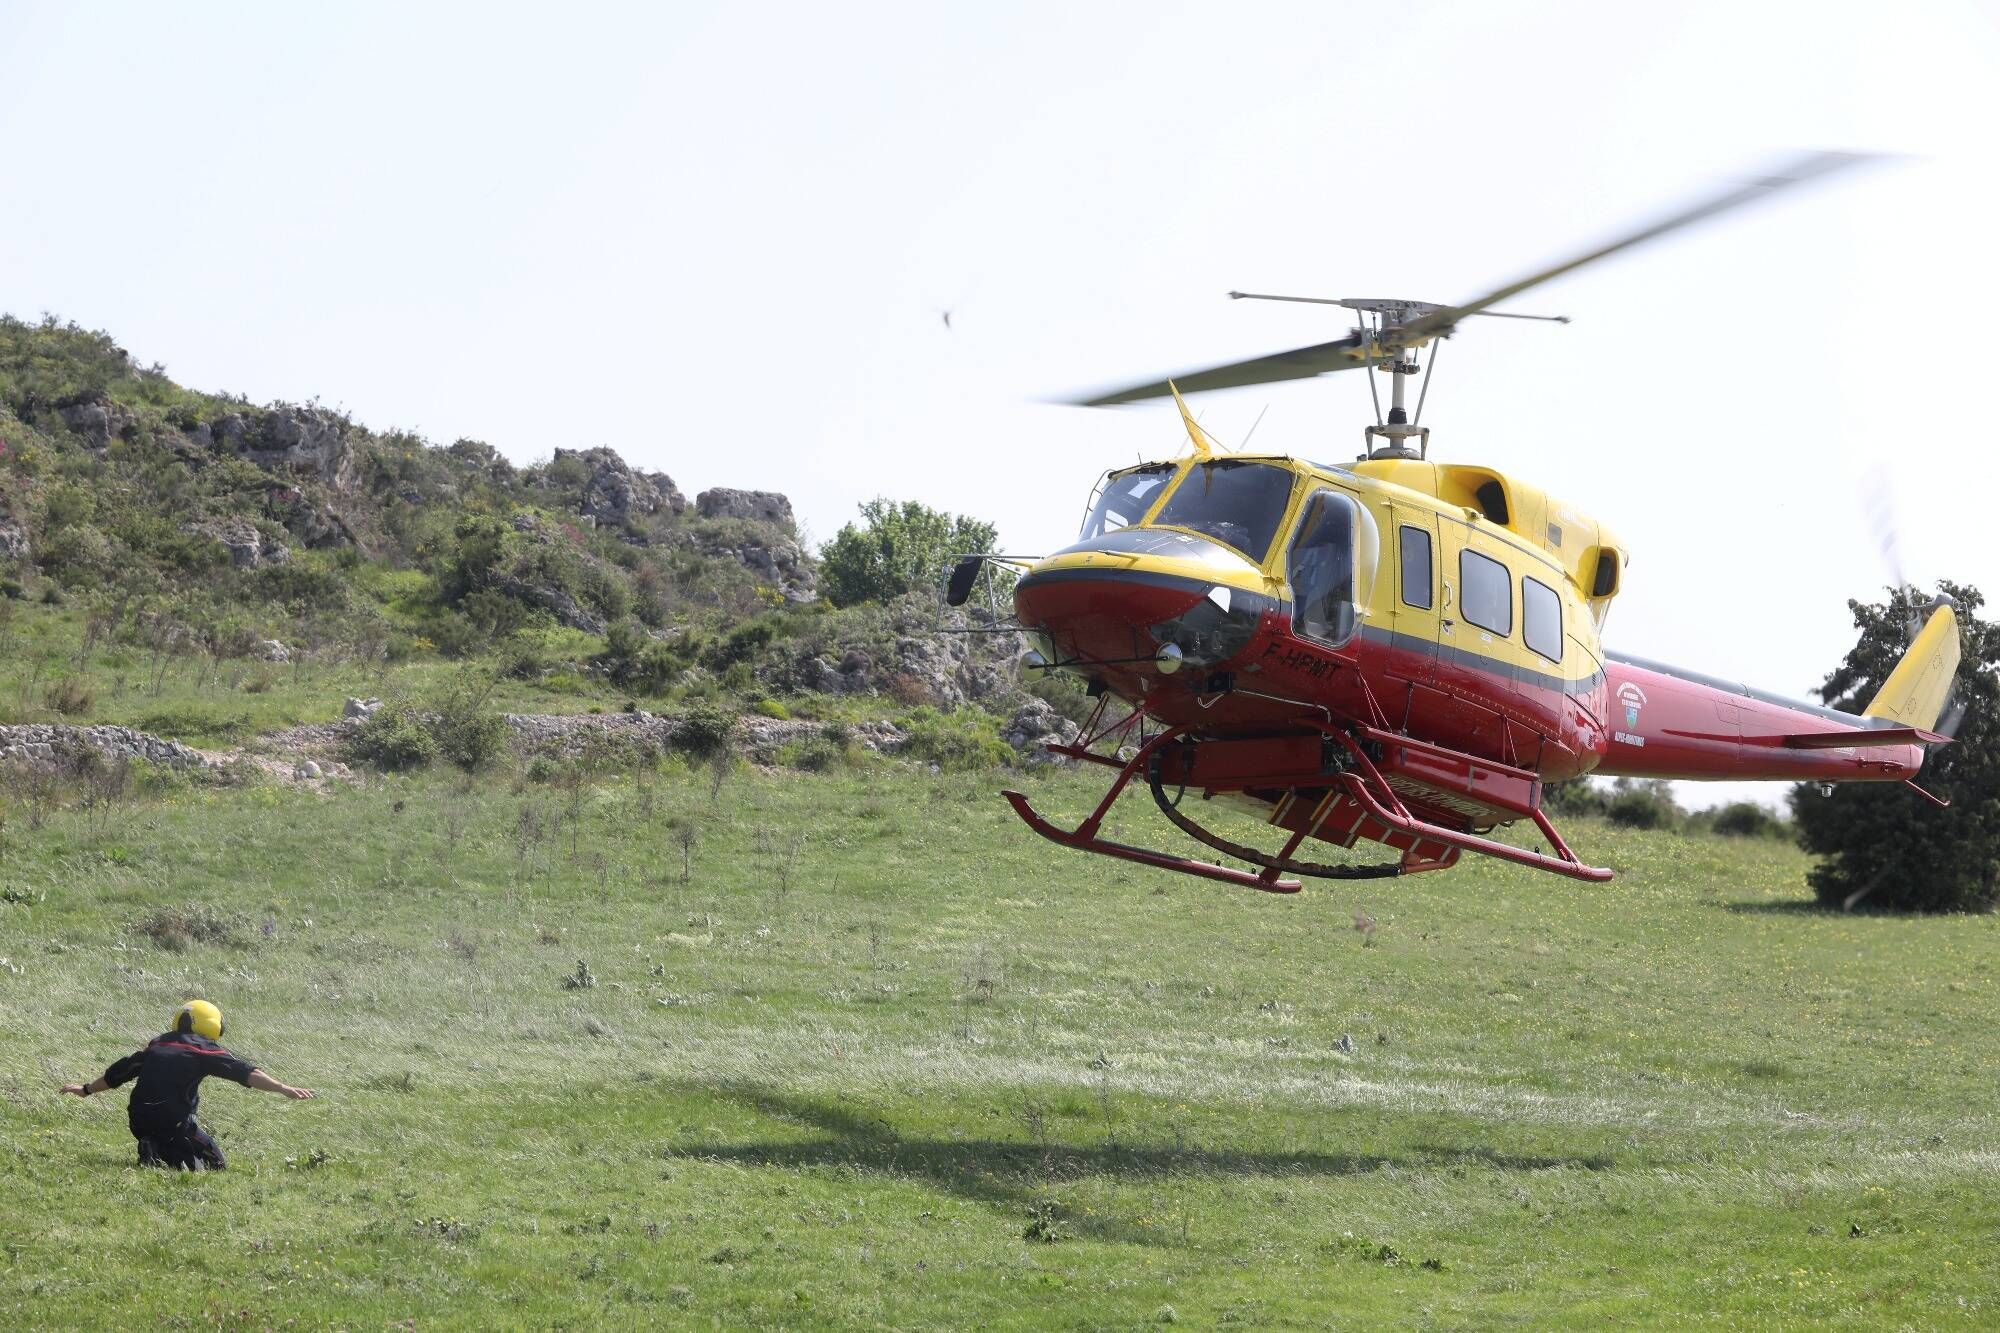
left=1771, top=726, right=1949, bottom=750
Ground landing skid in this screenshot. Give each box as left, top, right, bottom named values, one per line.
left=1002, top=726, right=1302, bottom=892
left=1003, top=714, right=1614, bottom=891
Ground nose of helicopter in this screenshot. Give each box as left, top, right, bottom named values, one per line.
left=1012, top=529, right=1277, bottom=687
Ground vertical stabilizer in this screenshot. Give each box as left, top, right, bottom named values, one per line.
left=1864, top=601, right=1961, bottom=730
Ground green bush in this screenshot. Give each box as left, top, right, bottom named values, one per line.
left=902, top=707, right=1011, bottom=771
left=1605, top=779, right=1683, bottom=830
left=344, top=703, right=438, bottom=771
left=1542, top=779, right=1611, bottom=818
left=753, top=698, right=791, bottom=720
left=1706, top=802, right=1790, bottom=840
left=786, top=735, right=846, bottom=772
left=672, top=702, right=736, bottom=758
left=428, top=682, right=510, bottom=771
left=820, top=498, right=1000, bottom=607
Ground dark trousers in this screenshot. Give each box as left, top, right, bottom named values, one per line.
left=134, top=1119, right=226, bottom=1171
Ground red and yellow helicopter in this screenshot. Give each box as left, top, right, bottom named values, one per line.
left=950, top=152, right=1961, bottom=892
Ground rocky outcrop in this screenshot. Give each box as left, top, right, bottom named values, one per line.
left=1000, top=698, right=1080, bottom=761
left=55, top=396, right=137, bottom=448
left=696, top=488, right=794, bottom=533
left=497, top=575, right=607, bottom=635
left=695, top=529, right=817, bottom=603
left=554, top=447, right=687, bottom=526
left=184, top=519, right=290, bottom=569
left=206, top=406, right=355, bottom=490
left=271, top=495, right=355, bottom=550
left=798, top=650, right=873, bottom=694
left=498, top=710, right=904, bottom=764
left=0, top=510, right=27, bottom=561
left=0, top=723, right=215, bottom=771
left=889, top=634, right=1014, bottom=710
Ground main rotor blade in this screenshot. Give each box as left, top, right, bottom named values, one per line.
left=1398, top=150, right=1881, bottom=342
left=1071, top=333, right=1369, bottom=406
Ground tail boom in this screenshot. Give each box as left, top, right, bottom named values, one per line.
left=1595, top=655, right=1932, bottom=783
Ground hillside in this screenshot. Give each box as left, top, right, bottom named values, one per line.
left=0, top=315, right=1064, bottom=759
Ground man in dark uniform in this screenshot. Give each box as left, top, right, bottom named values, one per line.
left=60, top=999, right=315, bottom=1169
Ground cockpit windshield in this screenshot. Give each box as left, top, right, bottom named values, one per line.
left=1079, top=464, right=1173, bottom=541
left=1148, top=461, right=1297, bottom=562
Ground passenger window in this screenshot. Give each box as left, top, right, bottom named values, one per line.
left=1522, top=576, right=1562, bottom=662
left=1399, top=525, right=1432, bottom=610
left=1459, top=549, right=1512, bottom=636
left=1287, top=491, right=1358, bottom=645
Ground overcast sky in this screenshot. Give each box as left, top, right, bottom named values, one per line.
left=4, top=0, right=1995, bottom=806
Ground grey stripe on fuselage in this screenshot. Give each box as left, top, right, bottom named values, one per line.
left=1358, top=625, right=1603, bottom=698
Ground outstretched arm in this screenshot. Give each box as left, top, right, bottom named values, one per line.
left=247, top=1069, right=316, bottom=1099
left=64, top=1051, right=143, bottom=1098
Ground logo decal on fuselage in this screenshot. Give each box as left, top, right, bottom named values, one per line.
left=1613, top=682, right=1649, bottom=745
left=1616, top=682, right=1647, bottom=729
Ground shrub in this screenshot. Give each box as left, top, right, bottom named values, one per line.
left=787, top=736, right=845, bottom=772
left=673, top=702, right=736, bottom=759
left=345, top=702, right=439, bottom=771
left=820, top=498, right=1000, bottom=607
left=134, top=902, right=241, bottom=951
left=501, top=642, right=552, bottom=680
left=1604, top=780, right=1683, bottom=830
left=1707, top=801, right=1790, bottom=840
left=753, top=698, right=791, bottom=720
left=1542, top=779, right=1611, bottom=818
left=44, top=676, right=94, bottom=716
left=428, top=682, right=509, bottom=771
left=902, top=707, right=1011, bottom=771
left=885, top=671, right=934, bottom=707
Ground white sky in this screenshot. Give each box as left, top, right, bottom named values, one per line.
left=4, top=0, right=1996, bottom=807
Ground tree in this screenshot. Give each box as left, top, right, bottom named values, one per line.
left=818, top=498, right=998, bottom=608
left=1790, top=582, right=2000, bottom=912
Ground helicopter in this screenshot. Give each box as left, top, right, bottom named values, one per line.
left=945, top=151, right=1962, bottom=892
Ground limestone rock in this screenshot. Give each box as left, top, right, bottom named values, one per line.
left=343, top=696, right=382, bottom=720
left=55, top=397, right=136, bottom=448
left=258, top=639, right=291, bottom=663
left=231, top=406, right=355, bottom=490
left=0, top=512, right=27, bottom=561
left=696, top=488, right=795, bottom=532
left=1001, top=698, right=1080, bottom=762
left=185, top=519, right=290, bottom=569
left=552, top=447, right=685, bottom=526
left=0, top=723, right=214, bottom=771
left=693, top=528, right=818, bottom=603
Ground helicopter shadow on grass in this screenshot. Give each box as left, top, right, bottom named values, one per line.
left=1719, top=898, right=1837, bottom=916
left=664, top=1082, right=1615, bottom=1246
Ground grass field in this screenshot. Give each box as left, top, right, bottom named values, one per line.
left=2, top=760, right=1997, bottom=1328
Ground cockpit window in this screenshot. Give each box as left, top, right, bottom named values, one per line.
left=1079, top=464, right=1173, bottom=541
left=1286, top=490, right=1377, bottom=647
left=1149, top=461, right=1296, bottom=561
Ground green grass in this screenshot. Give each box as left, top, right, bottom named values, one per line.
left=2, top=763, right=1997, bottom=1327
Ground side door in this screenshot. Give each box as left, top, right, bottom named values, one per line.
left=1385, top=505, right=1442, bottom=685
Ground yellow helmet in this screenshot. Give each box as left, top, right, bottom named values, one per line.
left=173, top=999, right=224, bottom=1040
